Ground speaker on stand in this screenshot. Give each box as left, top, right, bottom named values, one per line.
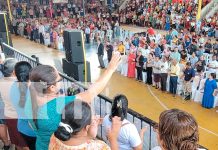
left=0, top=12, right=13, bottom=46
left=62, top=29, right=91, bottom=82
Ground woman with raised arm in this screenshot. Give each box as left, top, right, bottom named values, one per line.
left=26, top=53, right=121, bottom=150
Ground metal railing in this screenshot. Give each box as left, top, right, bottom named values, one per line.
left=1, top=43, right=207, bottom=150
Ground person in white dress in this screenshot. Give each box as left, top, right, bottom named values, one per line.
left=102, top=95, right=147, bottom=150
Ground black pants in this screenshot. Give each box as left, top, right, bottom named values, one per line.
left=39, top=33, right=44, bottom=44
left=13, top=26, right=18, bottom=35
left=86, top=34, right=90, bottom=43
left=146, top=67, right=153, bottom=85
left=19, top=132, right=36, bottom=150
left=136, top=67, right=143, bottom=81
left=170, top=76, right=178, bottom=95
left=98, top=55, right=105, bottom=68
left=160, top=73, right=168, bottom=91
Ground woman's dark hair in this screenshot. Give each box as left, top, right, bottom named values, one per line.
left=110, top=94, right=128, bottom=121
left=14, top=61, right=32, bottom=107
left=29, top=65, right=60, bottom=127
left=54, top=100, right=92, bottom=141
left=158, top=109, right=199, bottom=150
left=210, top=73, right=216, bottom=79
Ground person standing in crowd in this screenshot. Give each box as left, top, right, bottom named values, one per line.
left=146, top=53, right=154, bottom=85
left=127, top=50, right=136, bottom=78
left=97, top=39, right=105, bottom=69
left=85, top=25, right=91, bottom=44
left=154, top=44, right=161, bottom=58
left=135, top=51, right=144, bottom=82
left=152, top=109, right=199, bottom=150
left=49, top=100, right=121, bottom=150
left=12, top=18, right=18, bottom=35
left=169, top=59, right=180, bottom=97
left=106, top=41, right=113, bottom=63
left=153, top=56, right=161, bottom=89
left=0, top=58, right=30, bottom=150
left=10, top=61, right=36, bottom=150
left=204, top=39, right=213, bottom=54
left=196, top=55, right=206, bottom=72
left=160, top=57, right=169, bottom=92
left=190, top=52, right=198, bottom=68
left=117, top=41, right=125, bottom=55
left=182, top=62, right=195, bottom=100
left=170, top=47, right=181, bottom=63
left=102, top=95, right=147, bottom=150
left=207, top=55, right=218, bottom=73
left=38, top=22, right=45, bottom=45
left=202, top=73, right=217, bottom=109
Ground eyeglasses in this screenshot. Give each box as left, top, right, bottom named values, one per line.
left=47, top=77, right=63, bottom=88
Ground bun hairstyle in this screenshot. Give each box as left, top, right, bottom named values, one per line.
left=158, top=109, right=199, bottom=150
left=110, top=94, right=128, bottom=121
left=54, top=100, right=92, bottom=141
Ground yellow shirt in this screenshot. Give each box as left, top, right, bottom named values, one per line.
left=118, top=45, right=125, bottom=54
left=170, top=64, right=180, bottom=76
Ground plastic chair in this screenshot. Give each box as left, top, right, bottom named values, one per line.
left=194, top=79, right=206, bottom=103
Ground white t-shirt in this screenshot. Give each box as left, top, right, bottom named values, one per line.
left=208, top=60, right=218, bottom=73
left=102, top=115, right=141, bottom=150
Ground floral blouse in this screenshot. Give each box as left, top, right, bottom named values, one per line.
left=49, top=134, right=111, bottom=150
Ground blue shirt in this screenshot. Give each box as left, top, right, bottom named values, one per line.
left=10, top=82, right=36, bottom=137
left=184, top=68, right=195, bottom=81
left=190, top=56, right=198, bottom=68
left=155, top=47, right=161, bottom=57
left=170, top=52, right=181, bottom=63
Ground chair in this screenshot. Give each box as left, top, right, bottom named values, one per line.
left=214, top=96, right=218, bottom=108
left=194, top=79, right=206, bottom=103
left=106, top=30, right=113, bottom=42
left=177, top=78, right=183, bottom=95
left=100, top=31, right=105, bottom=42
left=90, top=32, right=95, bottom=43
left=192, top=76, right=200, bottom=100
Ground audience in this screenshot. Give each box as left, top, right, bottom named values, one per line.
left=0, top=1, right=217, bottom=150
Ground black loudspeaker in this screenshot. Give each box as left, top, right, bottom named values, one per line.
left=64, top=29, right=85, bottom=63
left=0, top=13, right=8, bottom=32
left=62, top=58, right=91, bottom=82
left=0, top=32, right=13, bottom=46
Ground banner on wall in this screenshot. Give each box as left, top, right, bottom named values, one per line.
left=53, top=0, right=68, bottom=3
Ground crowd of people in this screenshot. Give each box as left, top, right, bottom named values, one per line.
left=120, top=0, right=217, bottom=37
left=0, top=0, right=217, bottom=149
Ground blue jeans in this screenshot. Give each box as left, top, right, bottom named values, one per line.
left=170, top=76, right=178, bottom=95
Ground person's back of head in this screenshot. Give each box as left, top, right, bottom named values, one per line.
left=2, top=58, right=17, bottom=77
left=54, top=100, right=92, bottom=141
left=110, top=94, right=128, bottom=121
left=15, top=61, right=32, bottom=82
left=14, top=61, right=32, bottom=107
left=158, top=109, right=199, bottom=150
